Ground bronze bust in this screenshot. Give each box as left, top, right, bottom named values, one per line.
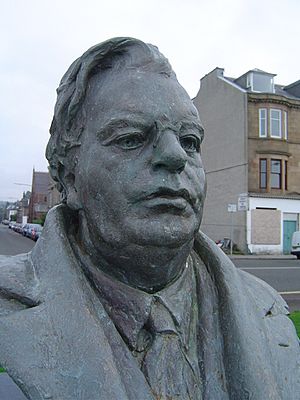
left=0, top=38, right=299, bottom=400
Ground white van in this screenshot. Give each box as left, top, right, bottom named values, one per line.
left=291, top=231, right=300, bottom=259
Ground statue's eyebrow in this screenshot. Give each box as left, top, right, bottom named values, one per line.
left=179, top=120, right=204, bottom=141
left=96, top=116, right=204, bottom=144
left=96, top=117, right=150, bottom=140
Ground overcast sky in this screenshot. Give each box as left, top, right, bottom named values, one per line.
left=1, top=0, right=299, bottom=201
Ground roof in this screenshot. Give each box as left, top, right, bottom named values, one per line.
left=223, top=68, right=300, bottom=100
left=273, top=84, right=300, bottom=100
left=241, top=68, right=276, bottom=77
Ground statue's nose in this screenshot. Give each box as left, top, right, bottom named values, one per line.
left=151, top=131, right=187, bottom=173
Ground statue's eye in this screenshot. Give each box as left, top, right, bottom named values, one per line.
left=114, top=133, right=145, bottom=149
left=179, top=135, right=200, bottom=153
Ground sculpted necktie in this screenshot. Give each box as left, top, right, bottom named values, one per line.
left=138, top=296, right=202, bottom=400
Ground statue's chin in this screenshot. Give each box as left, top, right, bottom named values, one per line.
left=126, top=218, right=200, bottom=249
left=81, top=210, right=201, bottom=254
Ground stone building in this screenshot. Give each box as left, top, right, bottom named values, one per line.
left=28, top=169, right=50, bottom=222
left=194, top=68, right=300, bottom=254
left=16, top=191, right=31, bottom=224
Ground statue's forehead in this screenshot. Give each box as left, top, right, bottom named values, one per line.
left=86, top=69, right=189, bottom=104
left=84, top=70, right=199, bottom=126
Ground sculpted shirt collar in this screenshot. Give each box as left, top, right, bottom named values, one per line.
left=76, top=251, right=196, bottom=351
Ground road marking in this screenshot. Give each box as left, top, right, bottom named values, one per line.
left=240, top=267, right=300, bottom=270
left=279, top=291, right=300, bottom=295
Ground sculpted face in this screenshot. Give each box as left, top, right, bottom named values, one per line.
left=74, top=69, right=206, bottom=251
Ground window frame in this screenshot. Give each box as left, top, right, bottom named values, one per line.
left=247, top=73, right=253, bottom=90
left=259, top=158, right=267, bottom=189
left=283, top=111, right=288, bottom=140
left=285, top=160, right=288, bottom=190
left=270, top=159, right=282, bottom=189
left=259, top=108, right=267, bottom=137
left=270, top=109, right=282, bottom=138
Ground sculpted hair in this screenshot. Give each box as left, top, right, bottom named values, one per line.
left=46, top=37, right=175, bottom=198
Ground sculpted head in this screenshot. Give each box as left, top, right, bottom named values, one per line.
left=46, top=38, right=206, bottom=289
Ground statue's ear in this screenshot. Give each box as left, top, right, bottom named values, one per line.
left=57, top=163, right=82, bottom=211
left=66, top=173, right=82, bottom=211
left=67, top=185, right=82, bottom=211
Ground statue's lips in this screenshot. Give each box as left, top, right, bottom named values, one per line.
left=140, top=188, right=195, bottom=210
left=143, top=197, right=188, bottom=211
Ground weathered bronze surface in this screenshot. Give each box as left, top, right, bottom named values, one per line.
left=0, top=38, right=299, bottom=399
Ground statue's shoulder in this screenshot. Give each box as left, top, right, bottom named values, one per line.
left=0, top=252, right=37, bottom=316
left=193, top=231, right=289, bottom=316
left=238, top=268, right=289, bottom=316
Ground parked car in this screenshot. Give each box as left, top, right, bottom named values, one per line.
left=22, top=223, right=43, bottom=239
left=291, top=231, right=300, bottom=259
left=12, top=223, right=22, bottom=233
left=9, top=221, right=16, bottom=229
left=22, top=223, right=31, bottom=236
left=31, top=225, right=43, bottom=241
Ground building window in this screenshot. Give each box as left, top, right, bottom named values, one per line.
left=258, top=108, right=288, bottom=140
left=271, top=159, right=281, bottom=189
left=259, top=109, right=267, bottom=137
left=252, top=74, right=274, bottom=92
left=270, top=109, right=281, bottom=138
left=259, top=159, right=267, bottom=188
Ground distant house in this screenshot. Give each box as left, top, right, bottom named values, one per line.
left=193, top=68, right=300, bottom=254
left=28, top=169, right=50, bottom=222
left=16, top=191, right=31, bottom=224
left=5, top=204, right=18, bottom=221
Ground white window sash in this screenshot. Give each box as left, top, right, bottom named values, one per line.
left=270, top=109, right=282, bottom=138
left=283, top=111, right=288, bottom=140
left=259, top=108, right=267, bottom=137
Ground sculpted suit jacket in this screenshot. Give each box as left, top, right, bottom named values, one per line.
left=0, top=205, right=299, bottom=400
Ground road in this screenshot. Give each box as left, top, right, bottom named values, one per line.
left=0, top=225, right=34, bottom=255
left=232, top=258, right=300, bottom=311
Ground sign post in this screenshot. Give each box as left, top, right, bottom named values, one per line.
left=228, top=204, right=237, bottom=255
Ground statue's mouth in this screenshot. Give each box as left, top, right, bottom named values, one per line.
left=142, top=187, right=196, bottom=210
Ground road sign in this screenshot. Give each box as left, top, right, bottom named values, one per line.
left=238, top=194, right=248, bottom=211
left=228, top=204, right=237, bottom=212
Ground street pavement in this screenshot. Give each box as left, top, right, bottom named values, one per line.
left=0, top=224, right=299, bottom=398
left=0, top=225, right=34, bottom=255
left=231, top=257, right=300, bottom=311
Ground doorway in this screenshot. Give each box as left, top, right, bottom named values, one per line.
left=283, top=220, right=297, bottom=254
